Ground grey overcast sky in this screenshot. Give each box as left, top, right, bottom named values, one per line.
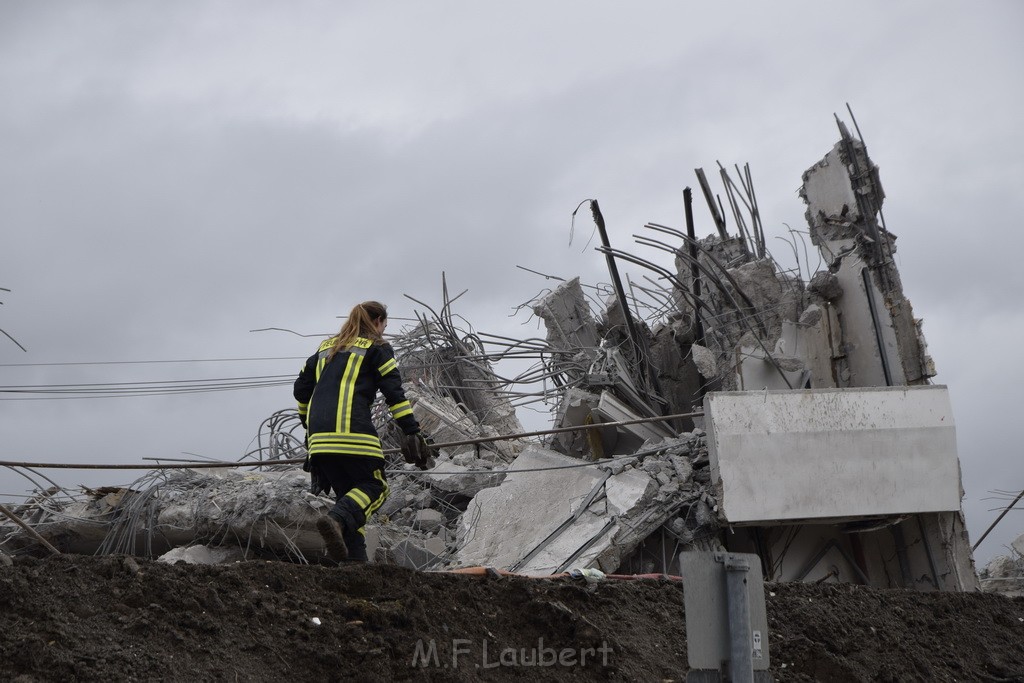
left=1, top=1, right=1021, bottom=566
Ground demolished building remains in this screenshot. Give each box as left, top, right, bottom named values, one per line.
left=0, top=117, right=981, bottom=592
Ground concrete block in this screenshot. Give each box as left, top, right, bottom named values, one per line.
left=454, top=446, right=657, bottom=574
left=423, top=536, right=446, bottom=556
left=157, top=545, right=244, bottom=565
left=414, top=509, right=445, bottom=533
left=705, top=386, right=961, bottom=524
left=392, top=539, right=440, bottom=570
left=452, top=452, right=477, bottom=467
left=669, top=455, right=692, bottom=482
left=379, top=492, right=411, bottom=518
left=801, top=144, right=861, bottom=226
left=691, top=343, right=717, bottom=378
left=532, top=277, right=601, bottom=353
left=642, top=460, right=663, bottom=475
left=364, top=526, right=380, bottom=562
left=427, top=462, right=504, bottom=497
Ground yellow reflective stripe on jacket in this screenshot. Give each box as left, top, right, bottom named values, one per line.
left=307, top=432, right=383, bottom=458
left=336, top=350, right=365, bottom=433
left=311, top=433, right=380, bottom=446
left=389, top=400, right=413, bottom=420
left=378, top=358, right=397, bottom=376
left=297, top=401, right=309, bottom=418
left=315, top=338, right=334, bottom=381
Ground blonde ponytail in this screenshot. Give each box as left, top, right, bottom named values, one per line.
left=327, top=301, right=388, bottom=361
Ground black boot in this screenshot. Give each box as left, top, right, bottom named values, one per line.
left=315, top=514, right=348, bottom=562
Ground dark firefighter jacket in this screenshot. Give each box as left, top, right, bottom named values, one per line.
left=293, top=336, right=419, bottom=459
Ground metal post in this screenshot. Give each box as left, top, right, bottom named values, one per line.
left=724, top=554, right=754, bottom=683
left=683, top=188, right=705, bottom=348
left=973, top=487, right=1024, bottom=551
left=589, top=199, right=664, bottom=408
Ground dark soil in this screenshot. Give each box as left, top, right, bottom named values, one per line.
left=1, top=555, right=1023, bottom=682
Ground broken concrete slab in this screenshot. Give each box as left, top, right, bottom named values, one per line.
left=706, top=386, right=961, bottom=524
left=391, top=537, right=447, bottom=571
left=413, top=509, right=445, bottom=533
left=453, top=445, right=661, bottom=574
left=425, top=461, right=505, bottom=498
left=532, top=276, right=601, bottom=362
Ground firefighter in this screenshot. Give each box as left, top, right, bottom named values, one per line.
left=293, top=300, right=430, bottom=562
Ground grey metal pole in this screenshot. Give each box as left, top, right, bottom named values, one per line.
left=973, top=487, right=1024, bottom=551
left=724, top=554, right=754, bottom=683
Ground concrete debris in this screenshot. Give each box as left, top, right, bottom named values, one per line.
left=389, top=538, right=447, bottom=571
left=808, top=271, right=843, bottom=301
left=158, top=545, right=244, bottom=565
left=0, top=116, right=977, bottom=592
left=689, top=343, right=717, bottom=378
left=532, top=276, right=601, bottom=364
left=980, top=539, right=1024, bottom=598
left=453, top=442, right=707, bottom=574
left=22, top=469, right=335, bottom=560
left=413, top=509, right=445, bottom=533
left=1013, top=533, right=1024, bottom=558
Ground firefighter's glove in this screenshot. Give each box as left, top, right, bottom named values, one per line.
left=401, top=432, right=436, bottom=471
left=307, top=459, right=331, bottom=497
left=400, top=432, right=423, bottom=467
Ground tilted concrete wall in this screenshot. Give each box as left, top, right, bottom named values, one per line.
left=705, top=386, right=961, bottom=524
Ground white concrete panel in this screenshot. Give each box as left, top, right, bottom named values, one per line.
left=454, top=446, right=655, bottom=574
left=802, top=146, right=861, bottom=222
left=705, top=386, right=961, bottom=523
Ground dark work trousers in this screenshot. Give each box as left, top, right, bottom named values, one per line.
left=314, top=454, right=389, bottom=561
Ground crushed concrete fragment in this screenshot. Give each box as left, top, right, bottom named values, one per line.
left=690, top=343, right=717, bottom=378
left=808, top=271, right=843, bottom=301
left=158, top=545, right=245, bottom=565
left=455, top=446, right=663, bottom=574
left=413, top=509, right=445, bottom=533
left=980, top=550, right=1024, bottom=598
left=390, top=538, right=446, bottom=570
left=426, top=461, right=504, bottom=498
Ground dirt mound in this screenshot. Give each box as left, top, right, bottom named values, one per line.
left=1, top=556, right=1022, bottom=682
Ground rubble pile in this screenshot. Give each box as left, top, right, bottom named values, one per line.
left=980, top=533, right=1024, bottom=598
left=0, top=118, right=986, bottom=591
